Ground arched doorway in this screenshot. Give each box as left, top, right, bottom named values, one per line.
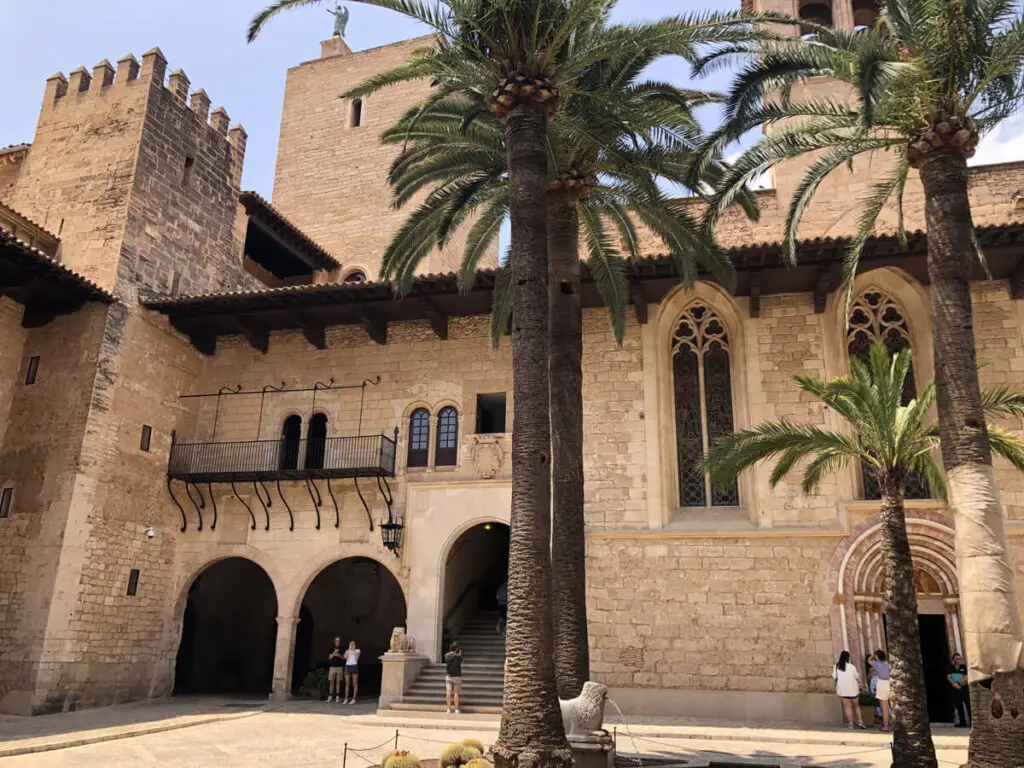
left=830, top=516, right=961, bottom=722
left=441, top=522, right=510, bottom=654
left=174, top=557, right=278, bottom=695
left=291, top=557, right=406, bottom=697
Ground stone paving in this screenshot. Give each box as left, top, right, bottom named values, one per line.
left=0, top=697, right=969, bottom=767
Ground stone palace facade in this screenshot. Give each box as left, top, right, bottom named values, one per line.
left=1, top=1, right=1023, bottom=724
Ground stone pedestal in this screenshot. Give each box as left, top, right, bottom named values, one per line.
left=569, top=735, right=615, bottom=768
left=379, top=653, right=429, bottom=708
left=321, top=36, right=352, bottom=59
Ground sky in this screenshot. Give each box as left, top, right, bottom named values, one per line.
left=1, top=0, right=1022, bottom=199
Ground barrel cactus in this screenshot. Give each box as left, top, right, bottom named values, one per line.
left=461, top=739, right=485, bottom=754
left=440, top=744, right=482, bottom=767
left=465, top=759, right=493, bottom=768
left=384, top=751, right=421, bottom=768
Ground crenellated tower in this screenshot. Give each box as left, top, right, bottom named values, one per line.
left=4, top=48, right=255, bottom=297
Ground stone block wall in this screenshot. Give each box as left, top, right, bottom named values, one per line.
left=273, top=37, right=498, bottom=279
left=0, top=298, right=27, bottom=449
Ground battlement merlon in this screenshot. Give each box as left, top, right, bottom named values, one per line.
left=42, top=49, right=243, bottom=146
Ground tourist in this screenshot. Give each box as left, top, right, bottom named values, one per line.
left=871, top=650, right=891, bottom=732
left=496, top=580, right=508, bottom=634
left=833, top=651, right=866, bottom=729
left=343, top=639, right=361, bottom=704
left=327, top=636, right=344, bottom=703
left=445, top=641, right=463, bottom=714
left=947, top=653, right=971, bottom=727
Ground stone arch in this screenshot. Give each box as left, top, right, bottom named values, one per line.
left=172, top=547, right=285, bottom=625
left=435, top=515, right=510, bottom=658
left=829, top=513, right=962, bottom=674
left=647, top=282, right=755, bottom=526
left=285, top=545, right=405, bottom=621
left=172, top=555, right=279, bottom=695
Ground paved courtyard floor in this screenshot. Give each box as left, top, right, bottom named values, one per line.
left=0, top=697, right=969, bottom=767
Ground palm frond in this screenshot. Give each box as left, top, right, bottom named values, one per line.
left=488, top=261, right=513, bottom=350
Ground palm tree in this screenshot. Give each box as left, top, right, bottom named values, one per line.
left=692, top=2, right=1024, bottom=760
left=703, top=343, right=1024, bottom=768
left=376, top=49, right=750, bottom=697
left=248, top=0, right=712, bottom=761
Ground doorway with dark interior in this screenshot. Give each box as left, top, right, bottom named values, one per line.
left=174, top=557, right=278, bottom=697
left=291, top=557, right=407, bottom=698
left=918, top=613, right=953, bottom=723
left=442, top=522, right=510, bottom=657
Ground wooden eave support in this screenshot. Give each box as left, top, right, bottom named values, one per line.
left=236, top=315, right=269, bottom=354
left=629, top=281, right=648, bottom=325
left=359, top=306, right=388, bottom=345
left=813, top=266, right=834, bottom=314
left=1010, top=257, right=1024, bottom=300
left=749, top=271, right=762, bottom=318
left=418, top=296, right=448, bottom=340
left=293, top=310, right=327, bottom=350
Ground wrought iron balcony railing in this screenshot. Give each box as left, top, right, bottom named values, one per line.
left=168, top=434, right=397, bottom=482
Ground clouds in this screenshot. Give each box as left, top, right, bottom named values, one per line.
left=969, top=114, right=1024, bottom=168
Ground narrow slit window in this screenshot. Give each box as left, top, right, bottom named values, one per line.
left=475, top=393, right=507, bottom=434
left=182, top=156, right=195, bottom=186
left=350, top=99, right=363, bottom=128
left=0, top=487, right=12, bottom=518
left=25, top=356, right=40, bottom=385
left=140, top=425, right=152, bottom=452
left=127, top=568, right=140, bottom=596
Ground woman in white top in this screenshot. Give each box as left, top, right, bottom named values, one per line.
left=833, top=651, right=866, bottom=729
left=342, top=640, right=361, bottom=704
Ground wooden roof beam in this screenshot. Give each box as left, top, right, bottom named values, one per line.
left=171, top=317, right=216, bottom=355
left=749, top=271, right=762, bottom=318
left=358, top=306, right=388, bottom=345
left=1010, top=257, right=1024, bottom=300
left=292, top=310, right=327, bottom=350
left=813, top=266, right=834, bottom=314
left=236, top=315, right=269, bottom=354
left=418, top=296, right=448, bottom=340
left=629, top=281, right=648, bottom=325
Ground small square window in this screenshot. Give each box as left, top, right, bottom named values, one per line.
left=127, top=568, right=140, bottom=596
left=0, top=487, right=11, bottom=518
left=25, top=356, right=40, bottom=385
left=475, top=393, right=507, bottom=434
left=140, top=425, right=152, bottom=452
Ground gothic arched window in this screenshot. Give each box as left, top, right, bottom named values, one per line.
left=435, top=406, right=459, bottom=466
left=847, top=289, right=930, bottom=499
left=672, top=303, right=739, bottom=507
left=407, top=408, right=430, bottom=468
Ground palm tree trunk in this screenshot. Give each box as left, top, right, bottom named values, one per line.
left=548, top=192, right=589, bottom=700
left=918, top=153, right=1024, bottom=767
left=879, top=476, right=938, bottom=768
left=494, top=103, right=571, bottom=768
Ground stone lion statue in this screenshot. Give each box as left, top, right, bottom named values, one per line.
left=387, top=626, right=415, bottom=654
left=560, top=681, right=610, bottom=741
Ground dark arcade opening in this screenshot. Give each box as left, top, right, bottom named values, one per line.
left=174, top=557, right=278, bottom=696
left=442, top=522, right=510, bottom=654
left=291, top=557, right=407, bottom=697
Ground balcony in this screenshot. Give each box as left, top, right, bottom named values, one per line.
left=168, top=434, right=397, bottom=483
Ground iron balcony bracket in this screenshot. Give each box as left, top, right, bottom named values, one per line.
left=185, top=481, right=205, bottom=532
left=276, top=480, right=294, bottom=532
left=168, top=478, right=188, bottom=532
left=354, top=476, right=374, bottom=532
left=326, top=477, right=340, bottom=529
left=207, top=482, right=218, bottom=530
left=231, top=481, right=257, bottom=530
left=305, top=478, right=323, bottom=530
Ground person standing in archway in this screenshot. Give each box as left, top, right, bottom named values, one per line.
left=947, top=653, right=971, bottom=727
left=445, top=641, right=463, bottom=714
left=327, top=637, right=344, bottom=703
left=833, top=651, right=866, bottom=729
left=496, top=580, right=508, bottom=634
left=343, top=639, right=360, bottom=704
left=871, top=650, right=892, bottom=732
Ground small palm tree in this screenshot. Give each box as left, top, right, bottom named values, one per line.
left=703, top=343, right=1024, bottom=768
left=692, top=1, right=1024, bottom=757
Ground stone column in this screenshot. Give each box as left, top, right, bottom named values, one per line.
left=271, top=615, right=299, bottom=701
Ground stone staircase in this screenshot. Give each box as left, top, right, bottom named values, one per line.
left=385, top=610, right=505, bottom=714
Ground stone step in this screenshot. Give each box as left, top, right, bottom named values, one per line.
left=380, top=708, right=503, bottom=720
left=400, top=694, right=503, bottom=707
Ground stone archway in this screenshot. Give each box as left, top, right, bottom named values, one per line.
left=440, top=521, right=510, bottom=653
left=830, top=514, right=962, bottom=720
left=291, top=556, right=407, bottom=697
left=173, top=557, right=278, bottom=696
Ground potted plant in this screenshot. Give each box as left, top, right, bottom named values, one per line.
left=859, top=691, right=879, bottom=726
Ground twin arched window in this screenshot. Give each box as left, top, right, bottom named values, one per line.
left=847, top=289, right=930, bottom=500
left=278, top=413, right=329, bottom=470
left=407, top=406, right=459, bottom=468
left=672, top=303, right=738, bottom=508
